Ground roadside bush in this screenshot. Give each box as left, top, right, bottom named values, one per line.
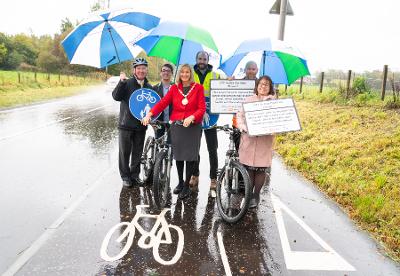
left=353, top=76, right=371, bottom=94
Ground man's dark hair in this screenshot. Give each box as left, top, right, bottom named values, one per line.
left=161, top=63, right=174, bottom=74
left=195, top=51, right=209, bottom=61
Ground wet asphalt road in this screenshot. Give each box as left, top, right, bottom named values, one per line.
left=0, top=84, right=399, bottom=276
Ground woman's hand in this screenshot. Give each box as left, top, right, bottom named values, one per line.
left=141, top=113, right=152, bottom=126
left=183, top=115, right=195, bottom=127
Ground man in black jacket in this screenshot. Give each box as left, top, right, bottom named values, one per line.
left=112, top=57, right=152, bottom=187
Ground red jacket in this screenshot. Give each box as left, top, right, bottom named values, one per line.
left=151, top=82, right=206, bottom=124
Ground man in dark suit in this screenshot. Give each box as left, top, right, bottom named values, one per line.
left=112, top=58, right=153, bottom=187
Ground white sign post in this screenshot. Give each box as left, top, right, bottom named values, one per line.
left=210, top=80, right=255, bottom=114
left=243, top=98, right=301, bottom=136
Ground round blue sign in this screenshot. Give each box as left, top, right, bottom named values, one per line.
left=202, top=97, right=219, bottom=129
left=129, top=88, right=161, bottom=120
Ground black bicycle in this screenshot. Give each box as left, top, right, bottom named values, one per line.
left=214, top=125, right=252, bottom=223
left=151, top=121, right=173, bottom=209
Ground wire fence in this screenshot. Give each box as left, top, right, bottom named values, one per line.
left=291, top=65, right=400, bottom=101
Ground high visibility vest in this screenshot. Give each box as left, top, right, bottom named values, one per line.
left=194, top=71, right=220, bottom=97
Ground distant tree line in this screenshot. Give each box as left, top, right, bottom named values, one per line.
left=0, top=18, right=100, bottom=75
left=0, top=14, right=167, bottom=81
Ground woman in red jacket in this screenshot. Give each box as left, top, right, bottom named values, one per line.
left=142, top=64, right=206, bottom=199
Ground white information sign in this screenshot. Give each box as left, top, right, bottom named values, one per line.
left=210, top=79, right=255, bottom=114
left=243, top=98, right=301, bottom=136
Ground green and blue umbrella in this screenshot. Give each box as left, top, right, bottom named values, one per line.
left=135, top=21, right=220, bottom=67
left=62, top=9, right=160, bottom=68
left=219, top=38, right=310, bottom=85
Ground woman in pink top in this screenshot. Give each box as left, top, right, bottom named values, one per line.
left=236, top=75, right=276, bottom=208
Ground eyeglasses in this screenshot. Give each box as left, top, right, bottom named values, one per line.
left=161, top=69, right=172, bottom=73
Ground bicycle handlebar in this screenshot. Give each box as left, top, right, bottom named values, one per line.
left=150, top=120, right=170, bottom=129
left=213, top=124, right=243, bottom=134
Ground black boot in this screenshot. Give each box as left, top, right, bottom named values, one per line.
left=173, top=181, right=184, bottom=194
left=249, top=193, right=260, bottom=209
left=178, top=184, right=191, bottom=200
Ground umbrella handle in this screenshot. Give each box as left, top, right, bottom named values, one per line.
left=172, top=39, right=185, bottom=83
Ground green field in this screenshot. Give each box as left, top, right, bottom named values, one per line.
left=275, top=95, right=400, bottom=260
left=0, top=70, right=105, bottom=108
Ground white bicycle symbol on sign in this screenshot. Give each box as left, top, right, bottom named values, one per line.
left=136, top=90, right=157, bottom=103
left=100, top=205, right=184, bottom=265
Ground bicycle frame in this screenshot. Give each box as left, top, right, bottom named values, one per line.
left=219, top=126, right=240, bottom=192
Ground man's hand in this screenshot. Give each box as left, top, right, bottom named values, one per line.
left=183, top=115, right=195, bottom=127
left=120, top=72, right=128, bottom=81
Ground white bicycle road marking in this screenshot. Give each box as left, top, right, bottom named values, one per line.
left=271, top=193, right=356, bottom=271
left=100, top=205, right=184, bottom=265
left=217, top=231, right=232, bottom=276
left=2, top=167, right=114, bottom=276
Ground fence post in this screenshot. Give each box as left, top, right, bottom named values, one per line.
left=390, top=73, right=396, bottom=102
left=34, top=72, right=37, bottom=82
left=18, top=72, right=21, bottom=83
left=381, top=65, right=388, bottom=101
left=319, top=72, right=324, bottom=93
left=299, top=77, right=303, bottom=93
left=346, top=70, right=352, bottom=99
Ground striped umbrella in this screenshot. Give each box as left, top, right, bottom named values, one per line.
left=135, top=21, right=220, bottom=68
left=62, top=9, right=160, bottom=68
left=219, top=38, right=310, bottom=85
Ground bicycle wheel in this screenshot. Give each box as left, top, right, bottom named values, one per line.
left=152, top=150, right=171, bottom=209
left=216, top=161, right=251, bottom=223
left=140, top=136, right=155, bottom=183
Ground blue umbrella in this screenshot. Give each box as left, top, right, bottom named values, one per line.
left=219, top=38, right=310, bottom=85
left=62, top=9, right=160, bottom=68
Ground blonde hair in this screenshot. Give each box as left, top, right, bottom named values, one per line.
left=176, top=64, right=194, bottom=84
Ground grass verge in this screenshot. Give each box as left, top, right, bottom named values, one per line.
left=0, top=86, right=96, bottom=108
left=275, top=100, right=400, bottom=260
left=0, top=70, right=104, bottom=108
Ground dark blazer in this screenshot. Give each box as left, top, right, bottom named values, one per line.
left=112, top=77, right=152, bottom=130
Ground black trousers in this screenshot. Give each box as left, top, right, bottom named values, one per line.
left=118, top=128, right=146, bottom=181
left=192, top=128, right=218, bottom=179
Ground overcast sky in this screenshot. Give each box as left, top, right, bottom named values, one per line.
left=1, top=0, right=399, bottom=73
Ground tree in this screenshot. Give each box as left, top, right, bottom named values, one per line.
left=37, top=51, right=61, bottom=72
left=60, top=18, right=74, bottom=34
left=0, top=43, right=7, bottom=65
left=13, top=34, right=38, bottom=66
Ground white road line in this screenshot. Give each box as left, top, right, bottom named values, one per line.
left=271, top=193, right=356, bottom=271
left=2, top=167, right=115, bottom=276
left=84, top=104, right=111, bottom=114
left=0, top=102, right=55, bottom=114
left=217, top=231, right=232, bottom=276
left=0, top=104, right=110, bottom=142
left=0, top=117, right=72, bottom=141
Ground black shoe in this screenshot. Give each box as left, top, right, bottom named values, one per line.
left=122, top=179, right=132, bottom=188
left=173, top=181, right=184, bottom=194
left=178, top=185, right=191, bottom=200
left=249, top=193, right=260, bottom=209
left=132, top=177, right=144, bottom=186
